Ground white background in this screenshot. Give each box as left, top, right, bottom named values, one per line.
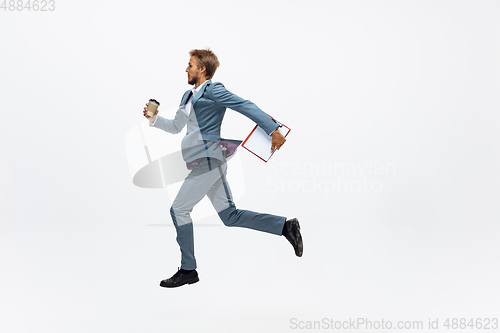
left=1, top=0, right=500, bottom=332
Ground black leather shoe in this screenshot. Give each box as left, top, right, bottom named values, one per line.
left=283, top=218, right=303, bottom=257
left=160, top=268, right=199, bottom=288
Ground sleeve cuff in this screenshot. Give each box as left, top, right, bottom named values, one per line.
left=269, top=125, right=280, bottom=136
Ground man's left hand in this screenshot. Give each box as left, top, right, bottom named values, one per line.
left=271, top=129, right=286, bottom=152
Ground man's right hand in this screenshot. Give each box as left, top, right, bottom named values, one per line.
left=143, top=102, right=159, bottom=123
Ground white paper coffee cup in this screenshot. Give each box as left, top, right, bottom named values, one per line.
left=147, top=99, right=160, bottom=117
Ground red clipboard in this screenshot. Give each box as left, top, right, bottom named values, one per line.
left=241, top=117, right=291, bottom=162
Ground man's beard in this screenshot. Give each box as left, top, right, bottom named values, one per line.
left=188, top=74, right=197, bottom=85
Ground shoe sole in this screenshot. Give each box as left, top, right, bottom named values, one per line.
left=288, top=218, right=303, bottom=257
left=295, top=219, right=303, bottom=257
left=160, top=277, right=199, bottom=288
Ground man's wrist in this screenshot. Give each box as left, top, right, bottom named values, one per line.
left=149, top=115, right=158, bottom=126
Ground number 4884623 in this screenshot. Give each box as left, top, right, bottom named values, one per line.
left=1, top=0, right=56, bottom=11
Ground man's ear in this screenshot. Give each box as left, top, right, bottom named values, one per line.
left=200, top=66, right=207, bottom=76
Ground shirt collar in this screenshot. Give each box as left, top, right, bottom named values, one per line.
left=192, top=80, right=208, bottom=94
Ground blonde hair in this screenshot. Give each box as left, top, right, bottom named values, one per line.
left=189, top=48, right=220, bottom=79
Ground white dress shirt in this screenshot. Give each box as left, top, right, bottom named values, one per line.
left=184, top=80, right=208, bottom=117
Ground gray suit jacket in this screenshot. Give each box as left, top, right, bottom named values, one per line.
left=151, top=80, right=279, bottom=164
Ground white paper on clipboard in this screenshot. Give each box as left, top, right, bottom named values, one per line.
left=241, top=121, right=291, bottom=162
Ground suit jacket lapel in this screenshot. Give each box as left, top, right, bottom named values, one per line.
left=180, top=90, right=192, bottom=106
left=192, top=80, right=211, bottom=107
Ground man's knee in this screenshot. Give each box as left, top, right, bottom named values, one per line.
left=170, top=206, right=178, bottom=225
left=170, top=205, right=192, bottom=227
left=218, top=205, right=239, bottom=227
left=171, top=199, right=193, bottom=216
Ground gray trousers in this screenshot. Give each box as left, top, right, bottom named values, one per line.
left=170, top=157, right=286, bottom=270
